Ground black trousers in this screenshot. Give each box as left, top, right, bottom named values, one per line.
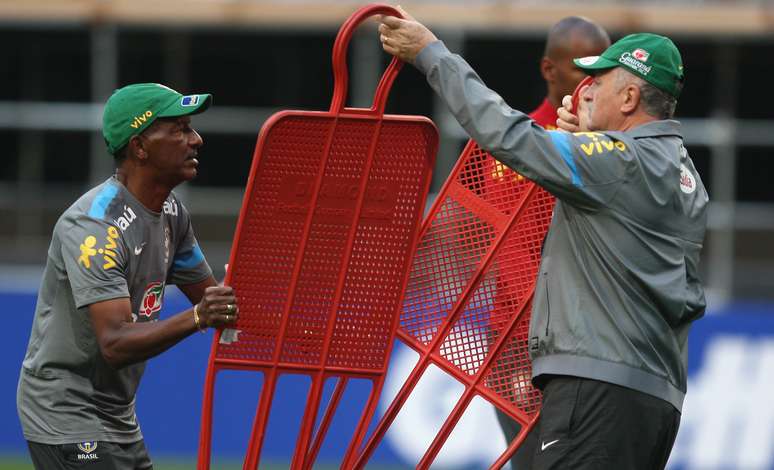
left=495, top=407, right=538, bottom=469
left=27, top=440, right=153, bottom=470
left=496, top=375, right=681, bottom=470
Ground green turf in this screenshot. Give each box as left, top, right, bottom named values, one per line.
left=0, top=455, right=409, bottom=469
left=0, top=457, right=244, bottom=470
left=0, top=456, right=31, bottom=470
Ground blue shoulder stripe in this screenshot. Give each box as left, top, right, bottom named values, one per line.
left=548, top=131, right=583, bottom=187
left=87, top=184, right=119, bottom=219
left=173, top=244, right=205, bottom=270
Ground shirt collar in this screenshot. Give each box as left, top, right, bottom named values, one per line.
left=627, top=119, right=683, bottom=139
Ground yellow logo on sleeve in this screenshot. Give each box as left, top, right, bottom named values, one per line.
left=78, top=226, right=120, bottom=270
left=78, top=236, right=98, bottom=268
left=573, top=132, right=627, bottom=156
left=99, top=226, right=120, bottom=269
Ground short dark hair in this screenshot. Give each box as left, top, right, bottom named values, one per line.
left=638, top=80, right=680, bottom=120
left=544, top=16, right=610, bottom=59
left=617, top=69, right=681, bottom=120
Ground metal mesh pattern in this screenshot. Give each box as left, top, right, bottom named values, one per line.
left=400, top=199, right=497, bottom=346
left=481, top=153, right=535, bottom=216
left=482, top=300, right=542, bottom=416
left=399, top=141, right=555, bottom=421
left=278, top=119, right=378, bottom=365
left=328, top=122, right=437, bottom=369
left=219, top=115, right=332, bottom=362
left=217, top=114, right=435, bottom=373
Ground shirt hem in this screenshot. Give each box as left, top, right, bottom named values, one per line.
left=532, top=353, right=685, bottom=411
left=23, top=430, right=143, bottom=445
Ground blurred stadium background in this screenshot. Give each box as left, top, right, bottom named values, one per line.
left=1, top=0, right=773, bottom=469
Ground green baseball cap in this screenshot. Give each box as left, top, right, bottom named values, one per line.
left=102, top=83, right=212, bottom=155
left=573, top=33, right=684, bottom=98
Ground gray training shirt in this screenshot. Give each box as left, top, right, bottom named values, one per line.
left=415, top=41, right=708, bottom=411
left=18, top=176, right=212, bottom=444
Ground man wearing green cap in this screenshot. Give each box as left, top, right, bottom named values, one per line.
left=379, top=8, right=707, bottom=470
left=17, top=83, right=239, bottom=469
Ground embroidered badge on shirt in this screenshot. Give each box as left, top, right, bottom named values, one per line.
left=680, top=164, right=697, bottom=194
left=76, top=441, right=99, bottom=461
left=139, top=281, right=165, bottom=319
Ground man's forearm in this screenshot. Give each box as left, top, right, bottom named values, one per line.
left=97, top=309, right=198, bottom=369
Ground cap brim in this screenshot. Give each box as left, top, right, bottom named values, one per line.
left=158, top=93, right=212, bottom=118
left=573, top=55, right=619, bottom=72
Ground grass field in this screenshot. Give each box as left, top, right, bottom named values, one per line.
left=0, top=455, right=409, bottom=469
left=0, top=456, right=248, bottom=470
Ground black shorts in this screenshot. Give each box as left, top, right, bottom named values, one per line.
left=504, top=375, right=681, bottom=470
left=27, top=440, right=153, bottom=470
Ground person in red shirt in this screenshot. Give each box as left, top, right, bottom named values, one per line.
left=533, top=16, right=611, bottom=129
left=492, top=16, right=610, bottom=469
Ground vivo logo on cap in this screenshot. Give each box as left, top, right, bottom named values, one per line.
left=130, top=110, right=153, bottom=129
left=181, top=95, right=199, bottom=107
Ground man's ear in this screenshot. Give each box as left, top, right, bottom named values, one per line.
left=126, top=135, right=148, bottom=161
left=540, top=57, right=555, bottom=83
left=620, top=83, right=640, bottom=114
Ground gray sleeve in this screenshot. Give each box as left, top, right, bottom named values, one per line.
left=59, top=216, right=130, bottom=308
left=679, top=242, right=707, bottom=324
left=415, top=41, right=635, bottom=210
left=167, top=203, right=213, bottom=286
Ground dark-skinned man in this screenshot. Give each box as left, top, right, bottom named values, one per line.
left=533, top=16, right=610, bottom=129
left=17, top=83, right=238, bottom=470
left=379, top=7, right=707, bottom=470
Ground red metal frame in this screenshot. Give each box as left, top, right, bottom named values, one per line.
left=352, top=137, right=556, bottom=469
left=572, top=75, right=593, bottom=114
left=196, top=4, right=437, bottom=470
left=348, top=59, right=586, bottom=470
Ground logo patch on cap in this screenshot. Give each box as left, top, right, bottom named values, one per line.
left=619, top=52, right=653, bottom=76
left=181, top=95, right=199, bottom=107
left=632, top=49, right=650, bottom=62
left=577, top=56, right=600, bottom=66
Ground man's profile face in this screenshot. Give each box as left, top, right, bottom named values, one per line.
left=140, top=116, right=203, bottom=186
left=583, top=68, right=621, bottom=131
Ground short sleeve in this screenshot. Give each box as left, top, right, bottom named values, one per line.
left=60, top=216, right=130, bottom=309
left=167, top=204, right=213, bottom=285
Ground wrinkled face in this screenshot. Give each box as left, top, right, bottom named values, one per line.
left=583, top=68, right=627, bottom=131
left=139, top=116, right=203, bottom=186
